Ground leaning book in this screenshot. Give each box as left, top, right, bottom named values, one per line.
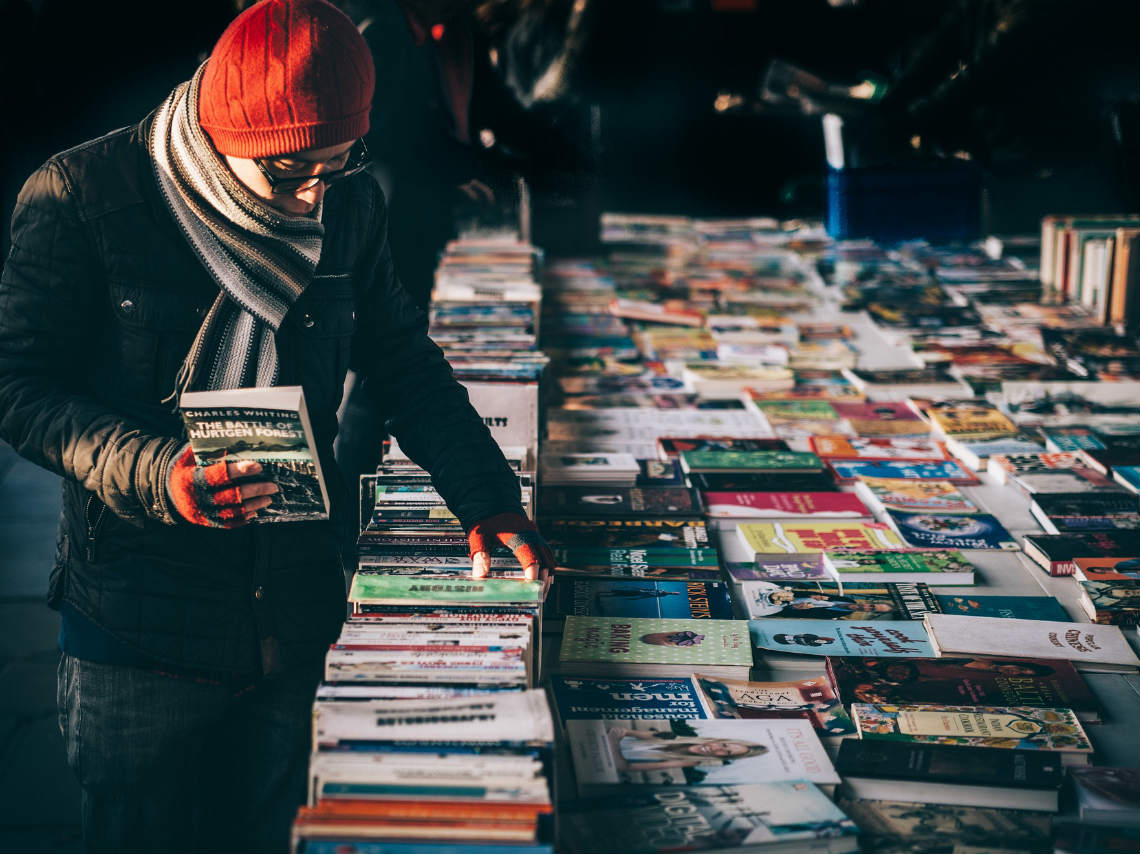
left=179, top=385, right=329, bottom=522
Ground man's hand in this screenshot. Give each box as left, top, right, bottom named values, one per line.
left=166, top=445, right=278, bottom=528
left=467, top=512, right=555, bottom=582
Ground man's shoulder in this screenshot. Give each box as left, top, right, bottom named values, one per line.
left=44, top=118, right=154, bottom=221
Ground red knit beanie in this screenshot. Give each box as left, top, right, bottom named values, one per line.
left=199, top=0, right=375, bottom=158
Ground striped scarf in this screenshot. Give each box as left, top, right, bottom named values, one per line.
left=149, top=64, right=324, bottom=401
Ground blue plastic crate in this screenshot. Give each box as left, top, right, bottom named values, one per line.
left=825, top=163, right=982, bottom=243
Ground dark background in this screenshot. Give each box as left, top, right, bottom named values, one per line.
left=2, top=0, right=1138, bottom=254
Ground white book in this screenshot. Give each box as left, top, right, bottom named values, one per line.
left=923, top=614, right=1140, bottom=671
left=566, top=717, right=839, bottom=795
left=314, top=691, right=555, bottom=747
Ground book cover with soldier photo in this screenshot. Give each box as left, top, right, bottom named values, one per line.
left=179, top=385, right=329, bottom=522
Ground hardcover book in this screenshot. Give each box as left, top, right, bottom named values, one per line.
left=749, top=620, right=935, bottom=658
left=827, top=656, right=1101, bottom=721
left=1029, top=492, right=1140, bottom=533
left=693, top=673, right=855, bottom=735
left=737, top=521, right=904, bottom=556
left=886, top=511, right=1019, bottom=550
left=179, top=386, right=329, bottom=522
left=549, top=677, right=709, bottom=722
left=1023, top=530, right=1140, bottom=577
left=567, top=717, right=839, bottom=791
left=562, top=783, right=858, bottom=853
left=849, top=703, right=1093, bottom=758
left=1078, top=579, right=1140, bottom=625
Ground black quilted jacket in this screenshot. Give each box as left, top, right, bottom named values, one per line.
left=0, top=113, right=523, bottom=676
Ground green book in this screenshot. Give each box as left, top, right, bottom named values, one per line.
left=825, top=550, right=976, bottom=585
left=679, top=450, right=824, bottom=473
left=349, top=572, right=545, bottom=606
left=559, top=616, right=753, bottom=678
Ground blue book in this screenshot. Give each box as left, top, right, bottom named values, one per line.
left=749, top=619, right=935, bottom=658
left=829, top=459, right=976, bottom=483
left=549, top=676, right=709, bottom=722
left=934, top=594, right=1072, bottom=622
left=887, top=510, right=1018, bottom=550
left=546, top=578, right=734, bottom=626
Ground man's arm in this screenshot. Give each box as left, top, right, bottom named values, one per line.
left=0, top=161, right=182, bottom=526
left=349, top=181, right=524, bottom=530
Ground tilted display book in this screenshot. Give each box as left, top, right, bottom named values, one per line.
left=180, top=385, right=329, bottom=522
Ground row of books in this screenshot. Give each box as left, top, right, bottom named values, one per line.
left=290, top=235, right=557, bottom=854
left=529, top=217, right=1138, bottom=853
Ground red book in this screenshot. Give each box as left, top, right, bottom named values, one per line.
left=701, top=491, right=870, bottom=519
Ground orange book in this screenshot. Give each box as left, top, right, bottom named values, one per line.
left=301, top=799, right=550, bottom=823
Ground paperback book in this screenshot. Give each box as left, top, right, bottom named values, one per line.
left=678, top=450, right=824, bottom=474
left=854, top=477, right=978, bottom=516
left=809, top=436, right=949, bottom=461
left=737, top=581, right=939, bottom=621
left=749, top=620, right=935, bottom=659
left=566, top=717, right=840, bottom=791
left=179, top=386, right=329, bottom=521
left=693, top=673, right=855, bottom=735
left=701, top=491, right=868, bottom=519
left=933, top=594, right=1072, bottom=621
left=548, top=677, right=710, bottom=723
left=545, top=578, right=733, bottom=627
left=886, top=510, right=1019, bottom=550
left=737, top=521, right=904, bottom=556
left=827, top=459, right=978, bottom=484
left=823, top=550, right=976, bottom=586
left=1022, top=530, right=1140, bottom=576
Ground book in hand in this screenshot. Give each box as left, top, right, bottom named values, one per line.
left=886, top=510, right=1019, bottom=550
left=922, top=613, right=1140, bottom=670
left=561, top=782, right=859, bottom=854
left=566, top=717, right=839, bottom=793
left=823, top=550, right=976, bottom=586
left=749, top=619, right=935, bottom=660
left=558, top=616, right=753, bottom=679
left=1022, top=530, right=1140, bottom=576
left=836, top=740, right=1065, bottom=812
left=179, top=385, right=329, bottom=522
left=548, top=676, right=710, bottom=724
left=849, top=703, right=1094, bottom=764
left=827, top=655, right=1102, bottom=722
left=693, top=673, right=855, bottom=736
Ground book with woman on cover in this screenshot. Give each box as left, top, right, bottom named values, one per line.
left=179, top=385, right=329, bottom=521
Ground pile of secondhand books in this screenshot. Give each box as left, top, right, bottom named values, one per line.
left=290, top=234, right=556, bottom=854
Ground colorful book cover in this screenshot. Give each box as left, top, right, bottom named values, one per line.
left=567, top=717, right=839, bottom=789
left=636, top=459, right=685, bottom=487
left=926, top=400, right=1018, bottom=437
left=547, top=579, right=733, bottom=622
left=810, top=436, right=950, bottom=461
left=1080, top=580, right=1140, bottom=625
left=749, top=620, right=934, bottom=658
left=724, top=557, right=832, bottom=584
left=850, top=703, right=1093, bottom=755
left=828, top=459, right=978, bottom=484
left=934, top=594, right=1072, bottom=622
left=751, top=400, right=840, bottom=421
left=857, top=477, right=977, bottom=513
left=560, top=617, right=752, bottom=667
left=656, top=437, right=789, bottom=457
left=887, top=511, right=1019, bottom=550
left=737, top=521, right=904, bottom=555
left=825, top=550, right=975, bottom=582
left=988, top=451, right=1084, bottom=478
left=549, top=676, right=709, bottom=721
left=1031, top=492, right=1140, bottom=532
left=828, top=656, right=1100, bottom=718
left=348, top=573, right=545, bottom=605
left=739, top=581, right=939, bottom=621
left=1041, top=426, right=1107, bottom=452
left=679, top=450, right=823, bottom=472
left=562, top=783, right=858, bottom=853
left=693, top=673, right=855, bottom=735
left=701, top=491, right=868, bottom=518
left=831, top=402, right=926, bottom=436
left=1074, top=556, right=1140, bottom=581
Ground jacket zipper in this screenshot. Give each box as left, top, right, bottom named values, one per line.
left=85, top=496, right=107, bottom=562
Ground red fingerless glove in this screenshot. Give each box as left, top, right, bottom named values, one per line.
left=467, top=512, right=555, bottom=572
left=166, top=446, right=248, bottom=529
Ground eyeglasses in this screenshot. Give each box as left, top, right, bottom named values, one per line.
left=253, top=139, right=371, bottom=194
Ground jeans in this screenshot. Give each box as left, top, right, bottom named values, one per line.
left=57, top=654, right=319, bottom=853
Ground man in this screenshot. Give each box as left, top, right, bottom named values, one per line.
left=0, top=0, right=551, bottom=850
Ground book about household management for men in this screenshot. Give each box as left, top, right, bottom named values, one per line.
left=179, top=386, right=329, bottom=522
left=549, top=676, right=710, bottom=722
